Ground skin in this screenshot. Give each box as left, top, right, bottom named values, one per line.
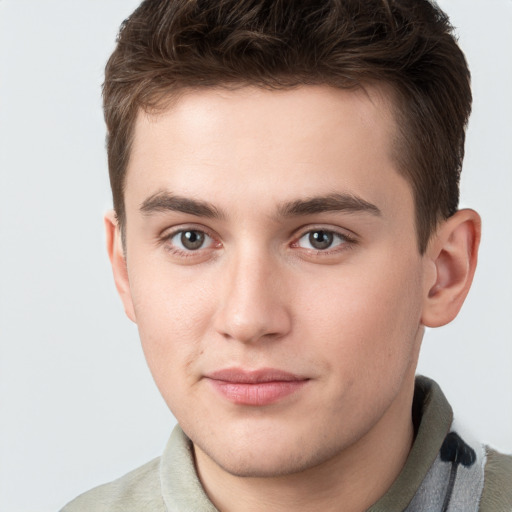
left=106, top=85, right=480, bottom=512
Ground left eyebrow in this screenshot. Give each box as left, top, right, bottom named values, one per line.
left=276, top=193, right=381, bottom=218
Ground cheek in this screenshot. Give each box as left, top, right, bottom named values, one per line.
left=296, top=253, right=424, bottom=374
left=127, top=264, right=215, bottom=386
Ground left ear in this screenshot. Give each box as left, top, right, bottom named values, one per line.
left=421, top=209, right=481, bottom=328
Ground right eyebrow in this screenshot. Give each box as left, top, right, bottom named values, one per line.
left=139, top=191, right=225, bottom=219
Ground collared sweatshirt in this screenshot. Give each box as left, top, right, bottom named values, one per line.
left=61, top=377, right=512, bottom=511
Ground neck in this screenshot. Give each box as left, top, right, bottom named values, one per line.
left=194, top=375, right=416, bottom=512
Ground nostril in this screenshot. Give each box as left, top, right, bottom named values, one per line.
left=214, top=299, right=292, bottom=344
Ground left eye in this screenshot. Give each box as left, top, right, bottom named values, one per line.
left=170, top=230, right=214, bottom=251
left=296, top=230, right=347, bottom=250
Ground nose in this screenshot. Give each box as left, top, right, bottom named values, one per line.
left=213, top=251, right=292, bottom=344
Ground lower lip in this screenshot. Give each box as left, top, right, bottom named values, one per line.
left=207, top=379, right=308, bottom=406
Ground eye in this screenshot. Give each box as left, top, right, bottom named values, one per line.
left=169, top=229, right=214, bottom=251
left=296, top=229, right=348, bottom=251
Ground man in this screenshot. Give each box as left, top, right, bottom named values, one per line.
left=62, top=0, right=512, bottom=510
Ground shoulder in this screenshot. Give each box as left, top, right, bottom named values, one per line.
left=480, top=447, right=512, bottom=511
left=59, top=425, right=215, bottom=512
left=60, top=457, right=165, bottom=512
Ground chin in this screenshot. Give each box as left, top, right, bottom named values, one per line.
left=195, top=432, right=343, bottom=479
left=213, top=452, right=315, bottom=478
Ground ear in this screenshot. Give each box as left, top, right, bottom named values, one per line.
left=104, top=211, right=137, bottom=323
left=421, top=209, right=481, bottom=328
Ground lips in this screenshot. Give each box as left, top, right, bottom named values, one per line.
left=205, top=368, right=309, bottom=406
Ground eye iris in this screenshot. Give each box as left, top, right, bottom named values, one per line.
left=181, top=230, right=205, bottom=250
left=309, top=230, right=333, bottom=250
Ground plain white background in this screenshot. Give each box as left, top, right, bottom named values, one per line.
left=0, top=1, right=511, bottom=510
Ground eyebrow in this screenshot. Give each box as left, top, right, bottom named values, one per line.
left=139, top=191, right=381, bottom=220
left=277, top=193, right=381, bottom=218
left=140, top=191, right=224, bottom=219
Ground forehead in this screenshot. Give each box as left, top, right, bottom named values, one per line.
left=125, top=84, right=408, bottom=218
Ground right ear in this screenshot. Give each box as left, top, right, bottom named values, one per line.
left=104, top=211, right=136, bottom=323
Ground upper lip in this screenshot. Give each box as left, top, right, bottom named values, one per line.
left=205, top=368, right=308, bottom=383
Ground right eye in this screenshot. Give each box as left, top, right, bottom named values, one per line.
left=168, top=229, right=215, bottom=252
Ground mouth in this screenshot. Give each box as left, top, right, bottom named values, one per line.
left=204, top=368, right=309, bottom=406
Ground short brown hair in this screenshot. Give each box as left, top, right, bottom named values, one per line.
left=103, top=0, right=471, bottom=253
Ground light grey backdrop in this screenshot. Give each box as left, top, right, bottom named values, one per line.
left=0, top=1, right=511, bottom=511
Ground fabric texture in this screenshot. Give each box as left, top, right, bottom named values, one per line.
left=480, top=448, right=512, bottom=512
left=61, top=377, right=512, bottom=512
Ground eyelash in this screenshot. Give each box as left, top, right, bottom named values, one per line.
left=159, top=226, right=358, bottom=259
left=291, top=227, right=357, bottom=255
left=160, top=226, right=220, bottom=258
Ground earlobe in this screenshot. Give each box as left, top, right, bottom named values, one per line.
left=104, top=211, right=137, bottom=323
left=421, top=209, right=481, bottom=328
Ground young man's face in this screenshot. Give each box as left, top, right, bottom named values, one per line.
left=117, top=85, right=432, bottom=477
